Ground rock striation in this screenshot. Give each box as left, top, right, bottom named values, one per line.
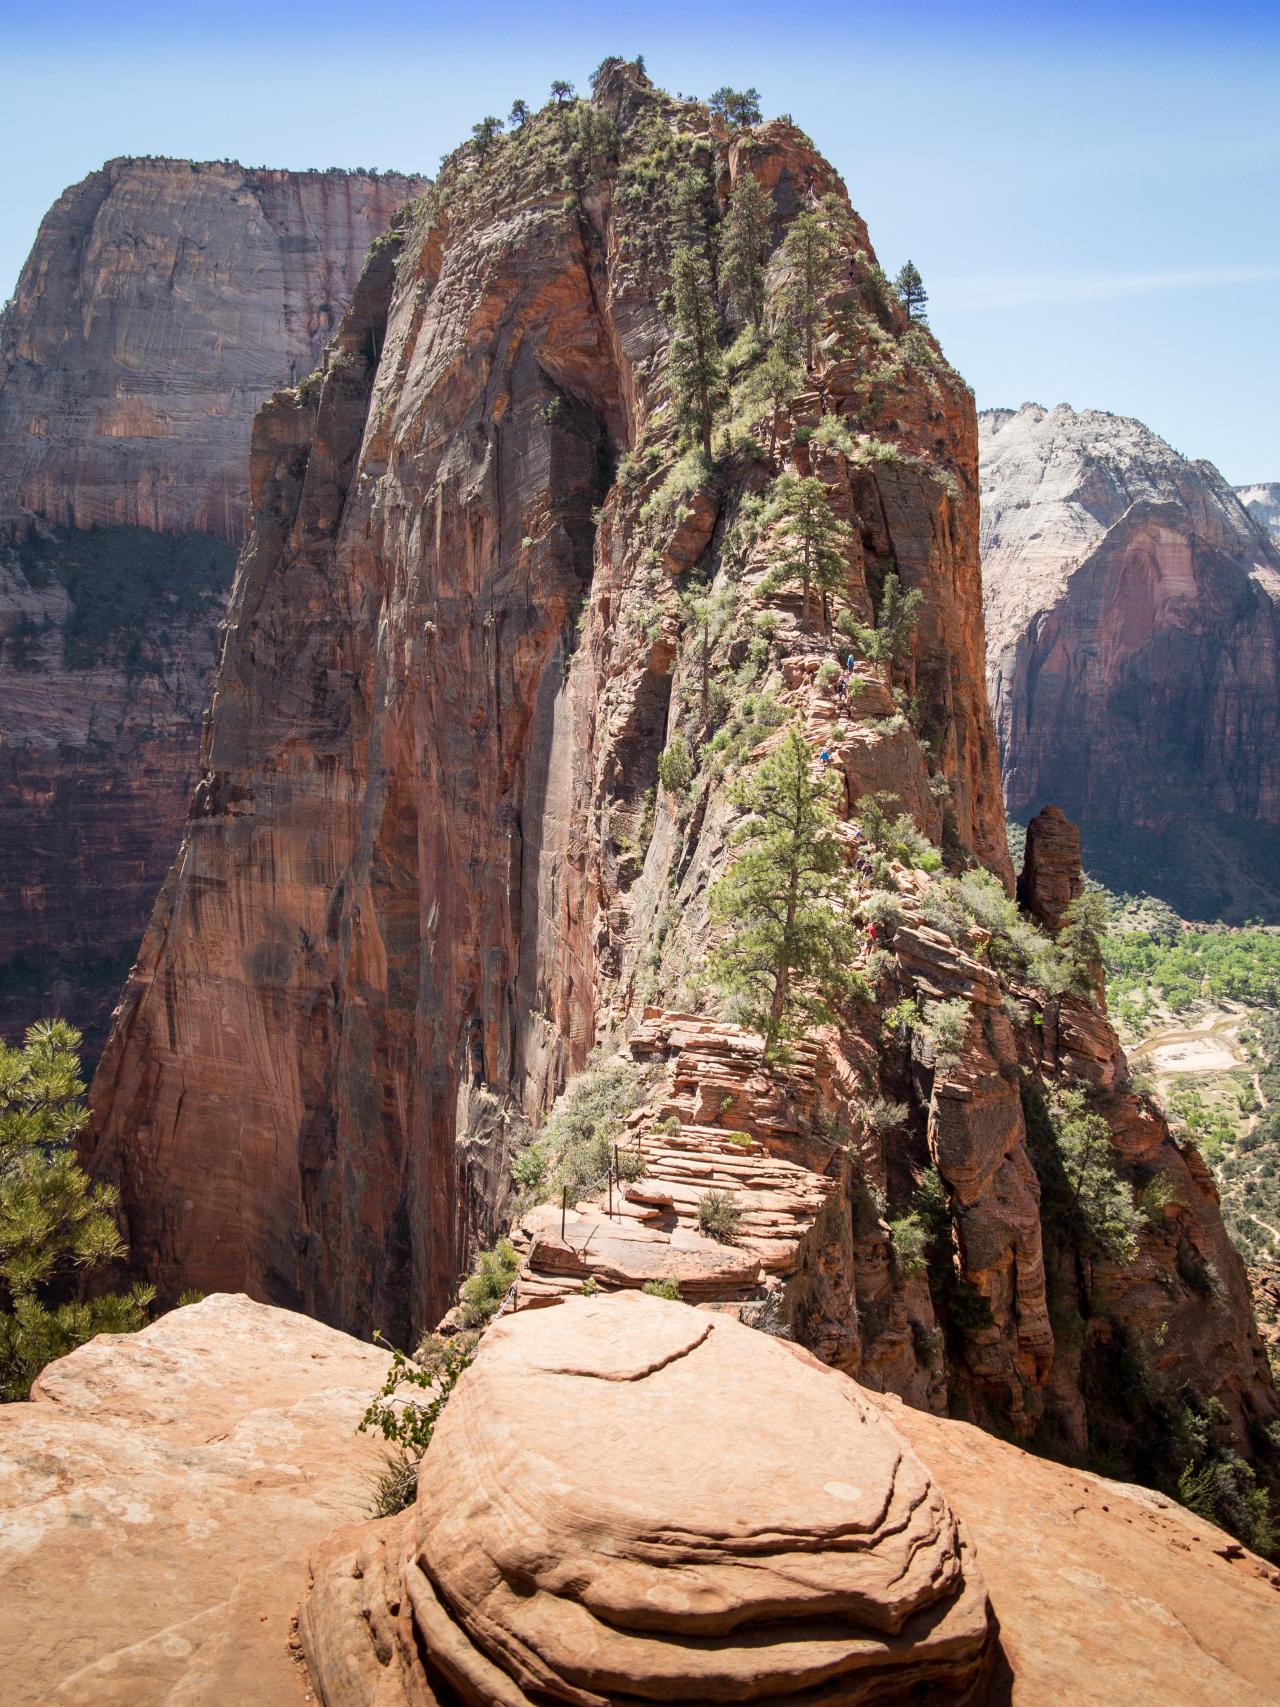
left=1237, top=481, right=1280, bottom=549
left=88, top=68, right=1008, bottom=1340
left=301, top=1292, right=997, bottom=1706
left=980, top=403, right=1280, bottom=919
left=0, top=1293, right=390, bottom=1707
left=0, top=159, right=425, bottom=1049
left=87, top=67, right=1276, bottom=1495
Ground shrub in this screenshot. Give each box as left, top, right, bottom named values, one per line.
left=369, top=1448, right=421, bottom=1518
left=657, top=733, right=695, bottom=795
left=889, top=1212, right=929, bottom=1277
left=697, top=1189, right=742, bottom=1243
left=579, top=1275, right=600, bottom=1296
left=457, top=1237, right=520, bottom=1328
left=535, top=1054, right=655, bottom=1203
left=815, top=658, right=841, bottom=692
left=919, top=998, right=971, bottom=1071
left=812, top=414, right=858, bottom=455
left=358, top=1334, right=475, bottom=1513
left=641, top=1278, right=682, bottom=1301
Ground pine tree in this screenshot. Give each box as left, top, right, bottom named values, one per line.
left=508, top=99, right=530, bottom=130
left=471, top=116, right=504, bottom=160
left=708, top=86, right=763, bottom=130
left=681, top=584, right=738, bottom=735
left=550, top=79, right=575, bottom=106
left=895, top=260, right=929, bottom=321
left=0, top=1020, right=152, bottom=1401
left=845, top=570, right=923, bottom=682
left=667, top=246, right=723, bottom=458
left=710, top=728, right=855, bottom=1055
left=738, top=320, right=803, bottom=454
left=669, top=168, right=715, bottom=270
left=722, top=171, right=771, bottom=329
left=777, top=208, right=842, bottom=366
left=761, top=473, right=852, bottom=628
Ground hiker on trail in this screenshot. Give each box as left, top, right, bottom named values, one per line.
left=819, top=747, right=831, bottom=767
left=845, top=652, right=855, bottom=671
left=837, top=670, right=850, bottom=698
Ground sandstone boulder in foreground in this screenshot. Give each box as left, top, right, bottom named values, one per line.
left=302, top=1291, right=996, bottom=1704
left=0, top=1293, right=390, bottom=1706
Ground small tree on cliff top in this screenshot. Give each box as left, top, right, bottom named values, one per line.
left=0, top=1020, right=152, bottom=1401
left=760, top=473, right=851, bottom=629
left=668, top=245, right=723, bottom=458
left=894, top=259, right=929, bottom=322
left=709, top=86, right=763, bottom=130
left=710, top=728, right=856, bottom=1056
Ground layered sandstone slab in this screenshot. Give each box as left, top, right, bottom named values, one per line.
left=301, top=1292, right=995, bottom=1705
left=0, top=1294, right=389, bottom=1706
left=980, top=403, right=1280, bottom=916
left=1237, top=481, right=1280, bottom=549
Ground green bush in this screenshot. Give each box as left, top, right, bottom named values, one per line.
left=0, top=1020, right=153, bottom=1401
left=641, top=1278, right=682, bottom=1301
left=919, top=998, right=971, bottom=1071
left=457, top=1237, right=520, bottom=1328
left=535, top=1054, right=656, bottom=1203
left=359, top=1335, right=475, bottom=1514
left=697, top=1189, right=742, bottom=1243
left=889, top=1212, right=929, bottom=1277
left=657, top=733, right=695, bottom=795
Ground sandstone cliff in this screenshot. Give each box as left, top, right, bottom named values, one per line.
left=88, top=66, right=1276, bottom=1502
left=981, top=403, right=1280, bottom=919
left=0, top=1293, right=389, bottom=1706
left=1237, top=480, right=1280, bottom=549
left=0, top=159, right=425, bottom=1049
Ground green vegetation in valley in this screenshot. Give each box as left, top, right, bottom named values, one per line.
left=0, top=1020, right=153, bottom=1401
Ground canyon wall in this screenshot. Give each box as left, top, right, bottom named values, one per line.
left=981, top=403, right=1280, bottom=919
left=0, top=159, right=425, bottom=1050
left=1237, top=481, right=1280, bottom=549
left=88, top=67, right=1276, bottom=1491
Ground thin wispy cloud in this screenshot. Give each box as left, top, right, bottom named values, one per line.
left=938, top=264, right=1280, bottom=312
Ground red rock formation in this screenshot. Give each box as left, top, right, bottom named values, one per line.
left=981, top=403, right=1280, bottom=918
left=0, top=1294, right=389, bottom=1707
left=1015, top=803, right=1082, bottom=935
left=88, top=68, right=1275, bottom=1491
left=302, top=1292, right=997, bottom=1706
left=0, top=160, right=425, bottom=1049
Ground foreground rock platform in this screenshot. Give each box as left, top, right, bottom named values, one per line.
left=302, top=1291, right=996, bottom=1705
left=0, top=1294, right=389, bottom=1706
left=879, top=1391, right=1280, bottom=1705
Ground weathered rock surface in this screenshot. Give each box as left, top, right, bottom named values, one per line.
left=0, top=159, right=425, bottom=1049
left=88, top=68, right=1009, bottom=1343
left=301, top=1292, right=996, bottom=1706
left=1015, top=802, right=1082, bottom=936
left=878, top=1391, right=1280, bottom=1705
left=0, top=1293, right=389, bottom=1706
left=981, top=403, right=1280, bottom=918
left=1237, top=481, right=1280, bottom=548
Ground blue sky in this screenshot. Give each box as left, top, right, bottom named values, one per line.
left=3, top=1, right=1278, bottom=482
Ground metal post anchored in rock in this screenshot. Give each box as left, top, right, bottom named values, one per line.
left=560, top=1185, right=567, bottom=1242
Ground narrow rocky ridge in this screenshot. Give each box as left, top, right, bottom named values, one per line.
left=87, top=65, right=1277, bottom=1495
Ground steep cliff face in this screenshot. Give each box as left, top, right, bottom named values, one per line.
left=89, top=67, right=1275, bottom=1491
left=1237, top=481, right=1280, bottom=549
left=981, top=403, right=1280, bottom=918
left=0, top=159, right=426, bottom=1050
